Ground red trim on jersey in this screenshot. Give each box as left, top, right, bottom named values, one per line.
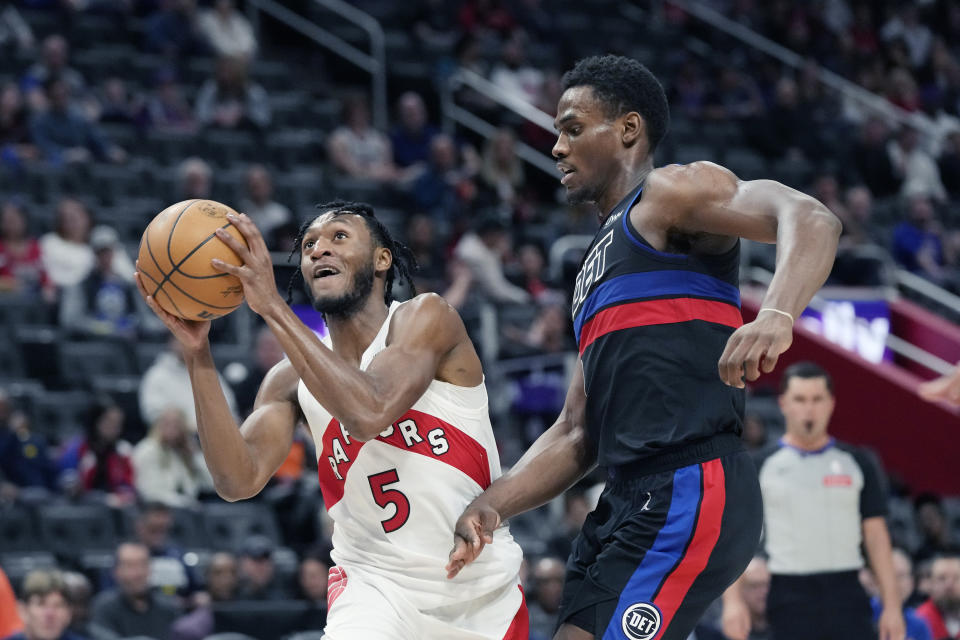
left=502, top=586, right=529, bottom=640
left=316, top=410, right=491, bottom=509
left=578, top=298, right=743, bottom=354
left=823, top=474, right=853, bottom=487
left=327, top=566, right=347, bottom=611
left=652, top=458, right=726, bottom=632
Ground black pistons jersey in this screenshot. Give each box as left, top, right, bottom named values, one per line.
left=572, top=181, right=745, bottom=468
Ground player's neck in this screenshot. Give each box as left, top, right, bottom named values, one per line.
left=325, top=297, right=390, bottom=366
left=782, top=431, right=831, bottom=452
left=596, top=159, right=653, bottom=220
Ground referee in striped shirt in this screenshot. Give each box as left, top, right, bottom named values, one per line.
left=721, top=362, right=905, bottom=640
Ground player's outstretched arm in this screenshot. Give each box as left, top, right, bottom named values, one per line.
left=647, top=163, right=842, bottom=387
left=447, top=360, right=595, bottom=579
left=863, top=517, right=906, bottom=640
left=136, top=265, right=300, bottom=501
left=918, top=364, right=960, bottom=405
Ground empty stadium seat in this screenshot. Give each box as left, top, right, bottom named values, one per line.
left=58, top=340, right=137, bottom=388
left=0, top=504, right=44, bottom=552
left=37, top=503, right=120, bottom=559
left=202, top=502, right=282, bottom=552
left=29, top=390, right=93, bottom=442
left=0, top=551, right=58, bottom=585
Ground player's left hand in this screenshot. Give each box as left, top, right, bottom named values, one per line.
left=877, top=605, right=906, bottom=640
left=918, top=364, right=960, bottom=406
left=718, top=313, right=793, bottom=388
left=211, top=212, right=284, bottom=317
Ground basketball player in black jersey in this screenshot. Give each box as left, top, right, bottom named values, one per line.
left=447, top=55, right=843, bottom=640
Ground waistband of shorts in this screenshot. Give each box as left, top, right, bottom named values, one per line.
left=606, top=432, right=743, bottom=481
left=771, top=569, right=862, bottom=585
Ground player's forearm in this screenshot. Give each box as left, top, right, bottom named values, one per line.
left=478, top=416, right=596, bottom=521
left=763, top=199, right=841, bottom=318
left=260, top=304, right=388, bottom=439
left=184, top=347, right=258, bottom=500
left=864, top=520, right=900, bottom=610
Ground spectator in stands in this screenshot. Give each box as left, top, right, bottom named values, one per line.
left=852, top=116, right=903, bottom=198
left=195, top=56, right=271, bottom=131
left=527, top=557, right=565, bottom=640
left=133, top=408, right=213, bottom=508
left=21, top=34, right=85, bottom=111
left=170, top=552, right=238, bottom=640
left=229, top=326, right=284, bottom=418
left=721, top=555, right=771, bottom=640
left=545, top=488, right=592, bottom=560
left=412, top=0, right=458, bottom=50
left=722, top=362, right=904, bottom=640
left=132, top=502, right=197, bottom=597
left=403, top=213, right=447, bottom=294
left=915, top=555, right=960, bottom=640
left=294, top=549, right=328, bottom=630
left=914, top=493, right=960, bottom=562
left=889, top=125, right=947, bottom=203
left=741, top=412, right=769, bottom=452
left=197, top=0, right=256, bottom=60
left=938, top=128, right=960, bottom=199
left=751, top=76, right=811, bottom=160
left=458, top=0, right=516, bottom=38
left=238, top=164, right=292, bottom=250
left=58, top=397, right=135, bottom=505
left=861, top=548, right=934, bottom=640
left=410, top=133, right=478, bottom=222
left=881, top=5, right=933, bottom=69
left=453, top=217, right=530, bottom=304
left=5, top=569, right=79, bottom=640
left=139, top=338, right=238, bottom=432
left=891, top=192, right=949, bottom=285
left=176, top=157, right=211, bottom=201
left=91, top=542, right=180, bottom=640
left=480, top=127, right=525, bottom=212
left=451, top=34, right=498, bottom=120
left=144, top=0, right=209, bottom=59
left=0, top=199, right=54, bottom=301
left=509, top=240, right=554, bottom=302
left=489, top=32, right=543, bottom=106
left=0, top=2, right=34, bottom=56
left=703, top=67, right=765, bottom=122
left=142, top=69, right=196, bottom=133
left=0, top=83, right=37, bottom=168
left=30, top=77, right=126, bottom=165
left=59, top=225, right=142, bottom=339
left=390, top=91, right=439, bottom=169
left=236, top=535, right=289, bottom=601
left=0, top=408, right=58, bottom=497
left=502, top=301, right=572, bottom=356
left=96, top=77, right=140, bottom=125
left=61, top=573, right=92, bottom=640
left=327, top=93, right=396, bottom=182
left=0, top=566, right=22, bottom=639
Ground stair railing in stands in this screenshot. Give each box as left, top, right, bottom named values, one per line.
left=656, top=0, right=936, bottom=139
left=441, top=67, right=558, bottom=178
left=246, top=0, right=387, bottom=131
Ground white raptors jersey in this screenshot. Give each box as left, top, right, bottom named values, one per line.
left=298, top=301, right=523, bottom=610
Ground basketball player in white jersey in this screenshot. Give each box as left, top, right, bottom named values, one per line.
left=134, top=201, right=528, bottom=640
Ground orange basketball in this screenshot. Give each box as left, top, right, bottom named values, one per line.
left=137, top=199, right=248, bottom=321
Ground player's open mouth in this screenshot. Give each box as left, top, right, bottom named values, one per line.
left=313, top=266, right=341, bottom=279
left=558, top=165, right=576, bottom=185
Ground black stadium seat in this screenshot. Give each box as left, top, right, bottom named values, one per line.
left=37, top=503, right=120, bottom=560
left=202, top=502, right=282, bottom=552
left=0, top=504, right=44, bottom=553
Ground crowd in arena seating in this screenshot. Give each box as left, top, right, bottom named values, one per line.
left=1, top=0, right=960, bottom=639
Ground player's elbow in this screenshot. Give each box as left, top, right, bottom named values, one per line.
left=339, top=412, right=386, bottom=442
left=810, top=202, right=843, bottom=239
left=212, top=476, right=261, bottom=502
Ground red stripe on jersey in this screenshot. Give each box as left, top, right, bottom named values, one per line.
left=316, top=409, right=491, bottom=509
left=502, top=586, right=529, bottom=640
left=578, top=298, right=743, bottom=354
left=652, top=458, right=726, bottom=632
left=327, top=566, right=347, bottom=611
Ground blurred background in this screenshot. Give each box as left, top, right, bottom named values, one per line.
left=0, top=0, right=959, bottom=639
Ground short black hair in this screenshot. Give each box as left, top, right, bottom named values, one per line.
left=914, top=491, right=944, bottom=513
left=561, top=55, right=670, bottom=153
left=287, top=200, right=417, bottom=306
left=779, top=361, right=834, bottom=395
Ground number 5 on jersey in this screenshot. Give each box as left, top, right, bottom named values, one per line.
left=368, top=469, right=410, bottom=533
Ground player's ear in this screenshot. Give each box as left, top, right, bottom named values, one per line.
left=375, top=246, right=392, bottom=273
left=621, top=111, right=645, bottom=147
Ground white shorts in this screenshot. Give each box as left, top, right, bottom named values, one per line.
left=322, top=566, right=528, bottom=640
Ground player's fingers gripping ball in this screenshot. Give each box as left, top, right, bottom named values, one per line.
left=138, top=199, right=248, bottom=321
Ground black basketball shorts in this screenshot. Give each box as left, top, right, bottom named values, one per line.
left=557, top=437, right=763, bottom=640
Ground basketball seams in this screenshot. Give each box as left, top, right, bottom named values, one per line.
left=141, top=199, right=244, bottom=320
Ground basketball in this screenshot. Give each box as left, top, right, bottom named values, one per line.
left=137, top=199, right=248, bottom=321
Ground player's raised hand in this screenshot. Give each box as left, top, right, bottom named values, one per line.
left=210, top=212, right=283, bottom=316
left=718, top=312, right=794, bottom=388
left=134, top=261, right=211, bottom=353
left=446, top=501, right=501, bottom=579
